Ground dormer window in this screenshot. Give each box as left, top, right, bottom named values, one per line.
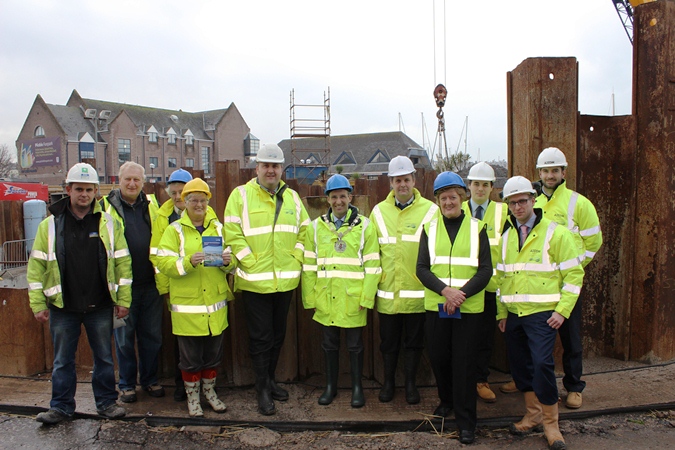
left=34, top=126, right=45, bottom=137
left=167, top=127, right=177, bottom=145
left=185, top=129, right=194, bottom=146
left=148, top=125, right=158, bottom=143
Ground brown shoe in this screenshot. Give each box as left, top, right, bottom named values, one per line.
left=542, top=402, right=566, bottom=449
left=565, top=392, right=582, bottom=409
left=477, top=382, right=496, bottom=403
left=500, top=380, right=519, bottom=394
left=510, top=391, right=543, bottom=435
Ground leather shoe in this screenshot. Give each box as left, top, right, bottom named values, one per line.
left=476, top=382, right=496, bottom=403
left=500, top=380, right=519, bottom=394
left=433, top=402, right=452, bottom=417
left=566, top=391, right=582, bottom=409
left=459, top=429, right=475, bottom=444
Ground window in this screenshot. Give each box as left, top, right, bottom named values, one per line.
left=185, top=158, right=194, bottom=168
left=149, top=157, right=158, bottom=167
left=149, top=132, right=158, bottom=143
left=168, top=133, right=176, bottom=145
left=118, top=139, right=131, bottom=165
left=34, top=126, right=45, bottom=137
left=334, top=151, right=356, bottom=165
left=186, top=135, right=194, bottom=145
left=168, top=158, right=177, bottom=168
left=201, top=146, right=210, bottom=174
left=79, top=143, right=95, bottom=161
left=367, top=150, right=390, bottom=164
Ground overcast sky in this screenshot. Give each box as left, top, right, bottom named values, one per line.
left=0, top=0, right=634, bottom=164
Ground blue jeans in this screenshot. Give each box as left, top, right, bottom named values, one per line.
left=49, top=306, right=118, bottom=415
left=114, top=284, right=163, bottom=390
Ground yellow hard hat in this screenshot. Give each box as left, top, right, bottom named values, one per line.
left=181, top=177, right=211, bottom=201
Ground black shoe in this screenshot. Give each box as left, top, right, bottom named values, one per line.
left=459, top=429, right=475, bottom=444
left=36, top=409, right=71, bottom=425
left=119, top=389, right=137, bottom=403
left=256, top=378, right=276, bottom=416
left=269, top=380, right=289, bottom=401
left=433, top=402, right=453, bottom=417
left=174, top=385, right=187, bottom=402
left=143, top=384, right=165, bottom=398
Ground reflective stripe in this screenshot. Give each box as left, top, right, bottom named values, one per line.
left=365, top=267, right=382, bottom=275
left=497, top=262, right=558, bottom=273
left=489, top=237, right=500, bottom=246
left=170, top=299, right=228, bottom=314
left=559, top=257, right=581, bottom=271
left=149, top=247, right=158, bottom=255
left=304, top=250, right=317, bottom=258
left=437, top=277, right=471, bottom=286
left=371, top=206, right=390, bottom=243
left=377, top=289, right=425, bottom=300
left=362, top=252, right=380, bottom=262
left=236, top=247, right=252, bottom=261
left=500, top=293, right=561, bottom=303
left=567, top=192, right=579, bottom=230
left=318, top=257, right=362, bottom=266
left=235, top=268, right=300, bottom=281
left=223, top=215, right=241, bottom=224
left=30, top=249, right=54, bottom=261
left=114, top=249, right=130, bottom=258
left=585, top=250, right=596, bottom=260
left=154, top=266, right=160, bottom=274
left=318, top=271, right=365, bottom=280
left=275, top=224, right=298, bottom=234
left=176, top=258, right=187, bottom=276
left=303, top=264, right=318, bottom=272
left=277, top=270, right=301, bottom=279
left=119, top=278, right=133, bottom=286
left=400, top=235, right=419, bottom=242
left=563, top=283, right=582, bottom=295
left=492, top=202, right=503, bottom=244
left=47, top=217, right=55, bottom=261
left=431, top=256, right=479, bottom=266
left=29, top=282, right=43, bottom=290
left=44, top=285, right=62, bottom=296
left=379, top=237, right=397, bottom=244
left=295, top=242, right=304, bottom=252
left=246, top=225, right=274, bottom=236
left=580, top=225, right=601, bottom=237
left=237, top=184, right=305, bottom=237
left=158, top=249, right=180, bottom=257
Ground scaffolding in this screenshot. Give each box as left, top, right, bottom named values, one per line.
left=289, top=88, right=331, bottom=184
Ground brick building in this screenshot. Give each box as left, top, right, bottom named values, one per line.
left=15, top=89, right=258, bottom=185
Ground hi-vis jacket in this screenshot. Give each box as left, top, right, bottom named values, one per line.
left=223, top=178, right=309, bottom=294
left=462, top=200, right=507, bottom=292
left=370, top=189, right=438, bottom=314
left=302, top=206, right=381, bottom=328
left=422, top=211, right=486, bottom=313
left=534, top=180, right=602, bottom=268
left=495, top=209, right=585, bottom=321
left=27, top=197, right=133, bottom=314
left=157, top=208, right=235, bottom=337
left=150, top=198, right=217, bottom=295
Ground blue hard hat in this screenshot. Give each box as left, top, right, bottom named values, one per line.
left=433, top=171, right=466, bottom=195
left=168, top=168, right=193, bottom=184
left=325, top=174, right=353, bottom=195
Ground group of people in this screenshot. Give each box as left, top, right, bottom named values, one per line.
left=27, top=144, right=601, bottom=450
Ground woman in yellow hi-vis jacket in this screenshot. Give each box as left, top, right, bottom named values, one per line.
left=416, top=172, right=492, bottom=445
left=302, top=174, right=381, bottom=408
left=157, top=178, right=235, bottom=418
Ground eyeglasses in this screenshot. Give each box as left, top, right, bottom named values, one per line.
left=508, top=198, right=531, bottom=208
left=187, top=199, right=208, bottom=205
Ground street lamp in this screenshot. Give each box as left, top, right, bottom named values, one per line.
left=149, top=163, right=155, bottom=183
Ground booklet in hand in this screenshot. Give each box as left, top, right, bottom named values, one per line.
left=438, top=303, right=461, bottom=319
left=203, top=236, right=224, bottom=267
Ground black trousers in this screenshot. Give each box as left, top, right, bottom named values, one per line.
left=378, top=312, right=425, bottom=355
left=322, top=326, right=364, bottom=353
left=176, top=334, right=224, bottom=373
left=475, top=291, right=497, bottom=382
left=559, top=292, right=585, bottom=393
left=242, top=290, right=293, bottom=357
left=425, top=310, right=481, bottom=433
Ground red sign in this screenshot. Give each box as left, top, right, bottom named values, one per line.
left=0, top=182, right=49, bottom=201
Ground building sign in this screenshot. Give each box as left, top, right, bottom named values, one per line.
left=19, top=137, right=61, bottom=171
left=0, top=182, right=49, bottom=201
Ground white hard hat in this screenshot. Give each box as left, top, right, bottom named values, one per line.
left=66, top=163, right=99, bottom=184
left=388, top=155, right=416, bottom=177
left=502, top=176, right=536, bottom=199
left=536, top=147, right=568, bottom=169
left=256, top=144, right=285, bottom=164
left=467, top=162, right=496, bottom=181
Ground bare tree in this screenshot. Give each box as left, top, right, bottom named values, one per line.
left=0, top=144, right=15, bottom=178
left=433, top=151, right=472, bottom=173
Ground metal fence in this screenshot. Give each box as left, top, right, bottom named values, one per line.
left=0, top=239, right=34, bottom=270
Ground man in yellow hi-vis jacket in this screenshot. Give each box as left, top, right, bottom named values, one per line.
left=223, top=144, right=309, bottom=416
left=302, top=174, right=381, bottom=408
